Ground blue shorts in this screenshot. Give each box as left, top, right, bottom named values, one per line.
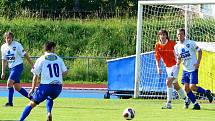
left=32, top=84, right=62, bottom=104
left=181, top=69, right=198, bottom=84
left=9, top=64, right=23, bottom=83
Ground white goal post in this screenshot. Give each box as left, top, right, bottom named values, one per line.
left=134, top=0, right=215, bottom=98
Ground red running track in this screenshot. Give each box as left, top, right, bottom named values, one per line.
left=0, top=83, right=107, bottom=90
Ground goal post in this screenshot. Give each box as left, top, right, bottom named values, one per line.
left=138, top=0, right=215, bottom=5
left=134, top=0, right=215, bottom=98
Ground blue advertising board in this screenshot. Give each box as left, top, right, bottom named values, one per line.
left=107, top=51, right=167, bottom=93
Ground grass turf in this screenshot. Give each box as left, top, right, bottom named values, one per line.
left=0, top=97, right=215, bottom=121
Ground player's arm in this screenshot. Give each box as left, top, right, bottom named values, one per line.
left=18, top=43, right=34, bottom=68
left=1, top=48, right=7, bottom=80
left=154, top=43, right=161, bottom=74
left=176, top=57, right=182, bottom=67
left=28, top=58, right=41, bottom=97
left=60, top=58, right=69, bottom=76
left=28, top=74, right=39, bottom=97
left=24, top=53, right=34, bottom=68
left=194, top=46, right=202, bottom=69
left=1, top=59, right=7, bottom=80
left=31, top=75, right=39, bottom=91
left=155, top=59, right=161, bottom=75
left=173, top=50, right=181, bottom=67
left=63, top=70, right=68, bottom=76
left=62, top=65, right=68, bottom=76
left=174, top=45, right=181, bottom=67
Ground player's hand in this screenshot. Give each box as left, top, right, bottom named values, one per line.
left=31, top=64, right=34, bottom=69
left=1, top=73, right=5, bottom=80
left=28, top=89, right=34, bottom=97
left=193, top=63, right=200, bottom=69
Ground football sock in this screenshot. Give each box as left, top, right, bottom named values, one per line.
left=177, top=88, right=186, bottom=99
left=187, top=91, right=196, bottom=104
left=197, top=86, right=206, bottom=94
left=167, top=88, right=173, bottom=103
left=19, top=88, right=32, bottom=99
left=20, top=105, right=32, bottom=121
left=8, top=87, right=14, bottom=104
left=46, top=99, right=53, bottom=113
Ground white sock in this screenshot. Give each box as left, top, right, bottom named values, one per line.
left=167, top=88, right=173, bottom=103
left=177, top=88, right=186, bottom=99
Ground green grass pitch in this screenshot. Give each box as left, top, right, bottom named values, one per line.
left=0, top=97, right=215, bottom=121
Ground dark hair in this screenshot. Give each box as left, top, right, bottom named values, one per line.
left=4, top=31, right=14, bottom=39
left=44, top=41, right=56, bottom=51
left=177, top=28, right=185, bottom=35
left=157, top=29, right=169, bottom=40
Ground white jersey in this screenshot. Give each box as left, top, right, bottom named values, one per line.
left=1, top=41, right=26, bottom=68
left=31, top=52, right=67, bottom=84
left=174, top=39, right=198, bottom=72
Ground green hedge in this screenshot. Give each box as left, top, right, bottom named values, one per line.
left=0, top=17, right=214, bottom=83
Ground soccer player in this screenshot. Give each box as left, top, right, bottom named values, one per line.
left=174, top=28, right=213, bottom=110
left=154, top=29, right=189, bottom=109
left=1, top=31, right=34, bottom=107
left=19, top=41, right=68, bottom=121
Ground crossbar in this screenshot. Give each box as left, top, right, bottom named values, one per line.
left=138, top=0, right=215, bottom=5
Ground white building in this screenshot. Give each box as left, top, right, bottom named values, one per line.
left=199, top=4, right=215, bottom=18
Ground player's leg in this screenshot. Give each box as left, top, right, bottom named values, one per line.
left=20, top=101, right=37, bottom=121
left=4, top=64, right=24, bottom=106
left=20, top=84, right=47, bottom=121
left=182, top=70, right=200, bottom=110
left=162, top=66, right=176, bottom=109
left=12, top=64, right=32, bottom=100
left=14, top=83, right=32, bottom=100
left=189, top=69, right=213, bottom=103
left=5, top=79, right=14, bottom=107
left=162, top=77, right=173, bottom=109
left=190, top=84, right=213, bottom=103
left=173, top=82, right=186, bottom=99
left=173, top=82, right=190, bottom=109
left=46, top=98, right=53, bottom=121
left=171, top=66, right=188, bottom=101
left=184, top=83, right=200, bottom=110
left=46, top=84, right=62, bottom=120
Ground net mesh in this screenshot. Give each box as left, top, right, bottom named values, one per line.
left=138, top=4, right=215, bottom=99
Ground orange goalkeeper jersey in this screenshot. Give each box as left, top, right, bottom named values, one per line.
left=154, top=40, right=176, bottom=67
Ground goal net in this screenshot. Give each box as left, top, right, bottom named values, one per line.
left=135, top=0, right=215, bottom=99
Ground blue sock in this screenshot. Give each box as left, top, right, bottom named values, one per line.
left=19, top=88, right=31, bottom=99
left=197, top=87, right=206, bottom=94
left=20, top=105, right=32, bottom=121
left=46, top=99, right=53, bottom=113
left=8, top=87, right=14, bottom=104
left=187, top=91, right=196, bottom=104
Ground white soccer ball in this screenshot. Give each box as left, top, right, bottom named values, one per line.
left=122, top=107, right=135, bottom=120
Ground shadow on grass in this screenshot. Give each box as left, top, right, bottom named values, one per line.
left=201, top=108, right=215, bottom=111
left=0, top=120, right=19, bottom=121
left=43, top=105, right=119, bottom=110
left=3, top=105, right=119, bottom=111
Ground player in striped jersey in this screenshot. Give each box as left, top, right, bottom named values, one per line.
left=154, top=29, right=189, bottom=109
left=1, top=31, right=34, bottom=107
left=20, top=41, right=68, bottom=121
left=174, top=28, right=213, bottom=110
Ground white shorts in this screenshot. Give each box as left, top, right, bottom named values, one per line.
left=166, top=65, right=179, bottom=83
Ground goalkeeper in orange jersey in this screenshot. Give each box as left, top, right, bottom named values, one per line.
left=154, top=29, right=190, bottom=109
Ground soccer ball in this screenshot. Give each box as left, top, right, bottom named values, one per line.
left=122, top=107, right=135, bottom=120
